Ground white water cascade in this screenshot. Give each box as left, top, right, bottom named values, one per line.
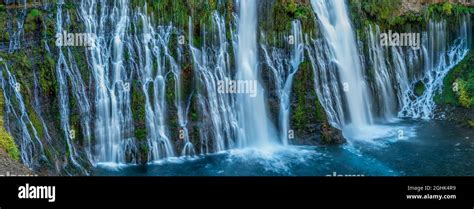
left=366, top=25, right=398, bottom=121
left=79, top=0, right=135, bottom=164
left=132, top=10, right=175, bottom=161
left=363, top=16, right=471, bottom=121
left=262, top=20, right=304, bottom=145
left=55, top=0, right=89, bottom=171
left=235, top=0, right=278, bottom=147
left=309, top=0, right=471, bottom=140
left=0, top=60, right=45, bottom=168
left=399, top=16, right=471, bottom=119
left=189, top=13, right=239, bottom=153
left=310, top=0, right=374, bottom=136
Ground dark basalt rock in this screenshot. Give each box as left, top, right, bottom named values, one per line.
left=319, top=122, right=346, bottom=145
left=435, top=105, right=474, bottom=128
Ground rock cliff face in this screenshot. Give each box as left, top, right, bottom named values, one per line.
left=400, top=0, right=472, bottom=15
left=0, top=148, right=32, bottom=175
left=0, top=0, right=471, bottom=175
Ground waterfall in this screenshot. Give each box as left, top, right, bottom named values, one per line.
left=366, top=25, right=398, bottom=121
left=235, top=0, right=277, bottom=147
left=131, top=10, right=176, bottom=162
left=306, top=37, right=345, bottom=129
left=79, top=0, right=135, bottom=164
left=399, top=16, right=471, bottom=119
left=7, top=2, right=26, bottom=53
left=170, top=17, right=193, bottom=157
left=189, top=13, right=239, bottom=153
left=0, top=60, right=44, bottom=168
left=262, top=20, right=304, bottom=145
left=55, top=0, right=87, bottom=171
left=310, top=0, right=374, bottom=135
left=309, top=0, right=471, bottom=140
left=0, top=0, right=470, bottom=173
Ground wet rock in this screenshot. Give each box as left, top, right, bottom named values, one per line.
left=319, top=122, right=346, bottom=145
left=0, top=148, right=33, bottom=176
left=435, top=105, right=474, bottom=128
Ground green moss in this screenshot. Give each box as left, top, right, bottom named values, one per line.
left=25, top=9, right=44, bottom=35
left=360, top=0, right=401, bottom=25
left=457, top=79, right=472, bottom=108
left=442, top=2, right=453, bottom=16
left=414, top=81, right=425, bottom=97
left=260, top=0, right=315, bottom=48
left=285, top=0, right=312, bottom=20
left=166, top=74, right=175, bottom=105
left=132, top=81, right=147, bottom=141
left=426, top=3, right=474, bottom=19
left=38, top=51, right=57, bottom=96
left=291, top=60, right=329, bottom=137
left=135, top=129, right=147, bottom=141
left=351, top=1, right=472, bottom=31
left=29, top=9, right=42, bottom=18
left=27, top=108, right=44, bottom=141
left=293, top=61, right=309, bottom=130
left=313, top=88, right=326, bottom=123
left=435, top=50, right=474, bottom=108
left=191, top=112, right=198, bottom=122
left=468, top=120, right=474, bottom=128
left=0, top=91, right=20, bottom=161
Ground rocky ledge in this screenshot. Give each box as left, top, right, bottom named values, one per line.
left=0, top=148, right=33, bottom=176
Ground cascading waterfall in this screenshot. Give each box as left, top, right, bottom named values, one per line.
left=189, top=13, right=239, bottom=153
left=366, top=25, right=398, bottom=121
left=399, top=16, right=471, bottom=119
left=79, top=0, right=135, bottom=164
left=309, top=0, right=471, bottom=141
left=55, top=1, right=87, bottom=171
left=0, top=0, right=471, bottom=174
left=32, top=70, right=53, bottom=144
left=235, top=0, right=277, bottom=147
left=7, top=2, right=26, bottom=53
left=262, top=20, right=304, bottom=145
left=170, top=17, right=194, bottom=157
left=306, top=37, right=346, bottom=129
left=131, top=10, right=175, bottom=161
left=0, top=60, right=45, bottom=168
left=310, top=0, right=374, bottom=135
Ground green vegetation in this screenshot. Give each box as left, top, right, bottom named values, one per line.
left=360, top=0, right=401, bottom=24
left=435, top=50, right=474, bottom=108
left=25, top=9, right=44, bottom=37
left=284, top=0, right=313, bottom=20
left=292, top=61, right=327, bottom=132
left=130, top=0, right=231, bottom=48
left=28, top=9, right=42, bottom=19
left=132, top=81, right=147, bottom=141
left=457, top=79, right=472, bottom=108
left=414, top=81, right=425, bottom=97
left=260, top=0, right=315, bottom=47
left=0, top=10, right=8, bottom=42
left=37, top=49, right=57, bottom=96
left=350, top=1, right=473, bottom=30
left=0, top=91, right=20, bottom=161
left=468, top=120, right=474, bottom=128
left=426, top=2, right=474, bottom=19
left=293, top=62, right=308, bottom=131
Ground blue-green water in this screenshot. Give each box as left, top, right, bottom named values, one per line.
left=94, top=120, right=474, bottom=176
